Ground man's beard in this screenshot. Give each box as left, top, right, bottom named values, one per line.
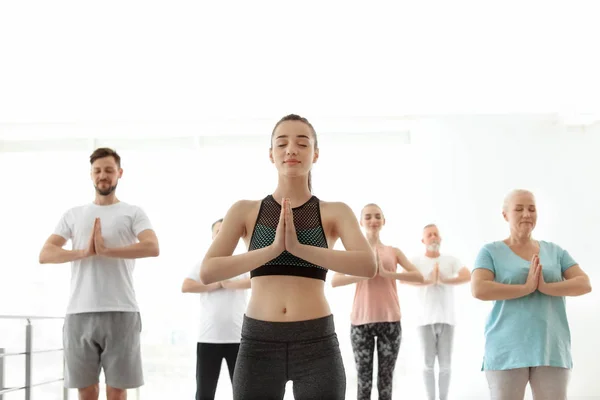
left=426, top=242, right=441, bottom=252
left=95, top=182, right=117, bottom=196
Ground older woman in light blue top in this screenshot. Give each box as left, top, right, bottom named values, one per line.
left=471, top=189, right=592, bottom=400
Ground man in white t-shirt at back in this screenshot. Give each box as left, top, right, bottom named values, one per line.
left=408, top=224, right=471, bottom=400
left=181, top=218, right=250, bottom=400
left=39, top=148, right=160, bottom=400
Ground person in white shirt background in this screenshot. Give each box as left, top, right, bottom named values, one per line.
left=39, top=147, right=160, bottom=400
left=181, top=218, right=251, bottom=400
left=408, top=224, right=471, bottom=400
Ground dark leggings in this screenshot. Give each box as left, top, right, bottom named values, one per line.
left=196, top=342, right=240, bottom=400
left=232, top=314, right=346, bottom=400
left=351, top=321, right=402, bottom=400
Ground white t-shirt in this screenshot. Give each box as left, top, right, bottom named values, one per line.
left=53, top=202, right=153, bottom=314
left=411, top=254, right=463, bottom=326
left=187, top=264, right=249, bottom=343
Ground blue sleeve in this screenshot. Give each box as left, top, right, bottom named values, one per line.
left=558, top=246, right=578, bottom=273
left=473, top=246, right=495, bottom=274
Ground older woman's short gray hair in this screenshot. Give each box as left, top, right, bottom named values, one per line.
left=503, top=189, right=535, bottom=212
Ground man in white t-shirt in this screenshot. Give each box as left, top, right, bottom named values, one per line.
left=181, top=218, right=250, bottom=400
left=39, top=148, right=159, bottom=400
left=409, top=224, right=470, bottom=400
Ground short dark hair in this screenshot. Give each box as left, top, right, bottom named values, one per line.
left=90, top=148, right=121, bottom=168
left=211, top=218, right=223, bottom=231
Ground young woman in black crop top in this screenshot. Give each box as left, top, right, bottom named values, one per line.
left=200, top=114, right=377, bottom=400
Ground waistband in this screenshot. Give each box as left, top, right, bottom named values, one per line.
left=241, top=314, right=336, bottom=342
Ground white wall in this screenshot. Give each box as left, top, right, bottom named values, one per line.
left=0, top=114, right=598, bottom=399
left=2, top=2, right=599, bottom=123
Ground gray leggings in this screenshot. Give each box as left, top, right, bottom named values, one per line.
left=418, top=323, right=454, bottom=400
left=485, top=366, right=570, bottom=400
left=232, top=314, right=346, bottom=400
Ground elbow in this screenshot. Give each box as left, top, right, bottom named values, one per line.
left=366, top=264, right=377, bottom=278
left=331, top=273, right=344, bottom=287
left=352, top=253, right=376, bottom=278
left=150, top=243, right=160, bottom=257
left=365, top=254, right=377, bottom=278
left=199, top=264, right=215, bottom=285
left=38, top=250, right=48, bottom=264
left=582, top=280, right=592, bottom=295
left=181, top=279, right=191, bottom=293
left=471, top=283, right=487, bottom=300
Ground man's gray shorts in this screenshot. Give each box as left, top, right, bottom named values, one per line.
left=63, top=312, right=143, bottom=389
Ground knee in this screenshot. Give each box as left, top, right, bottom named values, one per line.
left=439, top=360, right=452, bottom=372
left=439, top=365, right=451, bottom=374
left=106, top=386, right=128, bottom=400
left=78, top=384, right=100, bottom=400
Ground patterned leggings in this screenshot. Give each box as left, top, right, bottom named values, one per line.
left=350, top=321, right=402, bottom=400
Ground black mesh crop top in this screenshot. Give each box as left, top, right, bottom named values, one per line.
left=248, top=194, right=329, bottom=281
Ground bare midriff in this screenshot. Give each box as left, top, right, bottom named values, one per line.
left=246, top=275, right=331, bottom=322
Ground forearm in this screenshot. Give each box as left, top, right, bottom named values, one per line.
left=441, top=276, right=471, bottom=285
left=541, top=276, right=592, bottom=297
left=404, top=278, right=435, bottom=286
left=39, top=245, right=86, bottom=264
left=331, top=274, right=369, bottom=287
left=387, top=270, right=424, bottom=283
left=181, top=279, right=221, bottom=293
left=201, top=246, right=277, bottom=284
left=472, top=280, right=530, bottom=301
left=293, top=244, right=376, bottom=278
left=104, top=240, right=159, bottom=259
left=223, top=278, right=252, bottom=290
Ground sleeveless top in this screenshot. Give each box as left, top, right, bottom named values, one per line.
left=248, top=194, right=329, bottom=281
left=350, top=245, right=401, bottom=325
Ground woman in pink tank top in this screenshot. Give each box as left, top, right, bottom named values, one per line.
left=332, top=203, right=423, bottom=400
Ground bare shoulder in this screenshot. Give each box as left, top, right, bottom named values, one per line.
left=229, top=199, right=260, bottom=213
left=225, top=199, right=262, bottom=238
left=392, top=246, right=410, bottom=263
left=225, top=199, right=262, bottom=223
left=319, top=200, right=359, bottom=240
left=319, top=200, right=354, bottom=217
left=392, top=246, right=405, bottom=256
